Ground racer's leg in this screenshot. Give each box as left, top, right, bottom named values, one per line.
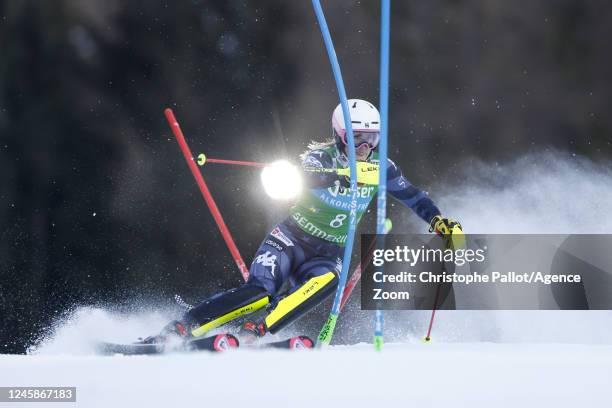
left=262, top=256, right=342, bottom=334
left=183, top=284, right=271, bottom=337
left=184, top=225, right=301, bottom=337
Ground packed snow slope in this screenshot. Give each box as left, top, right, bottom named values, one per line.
left=4, top=153, right=612, bottom=407
left=3, top=343, right=611, bottom=408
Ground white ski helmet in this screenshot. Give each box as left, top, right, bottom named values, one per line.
left=332, top=99, right=381, bottom=149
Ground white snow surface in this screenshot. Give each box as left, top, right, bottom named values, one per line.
left=4, top=342, right=612, bottom=407
left=5, top=153, right=612, bottom=407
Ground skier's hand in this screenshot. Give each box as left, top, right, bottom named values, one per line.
left=337, top=162, right=380, bottom=185
left=429, top=215, right=465, bottom=249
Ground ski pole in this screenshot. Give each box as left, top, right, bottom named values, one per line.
left=164, top=108, right=249, bottom=281
left=423, top=283, right=442, bottom=342
left=339, top=218, right=392, bottom=311
left=312, top=0, right=360, bottom=348
left=423, top=226, right=464, bottom=342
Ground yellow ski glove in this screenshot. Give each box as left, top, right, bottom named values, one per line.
left=429, top=215, right=465, bottom=249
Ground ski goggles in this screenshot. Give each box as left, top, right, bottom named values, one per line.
left=339, top=131, right=380, bottom=149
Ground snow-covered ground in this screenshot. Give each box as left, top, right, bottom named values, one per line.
left=1, top=306, right=609, bottom=407
left=4, top=342, right=612, bottom=408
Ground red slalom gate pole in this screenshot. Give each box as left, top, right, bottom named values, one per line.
left=339, top=220, right=392, bottom=311
left=164, top=108, right=249, bottom=281
left=339, top=235, right=378, bottom=311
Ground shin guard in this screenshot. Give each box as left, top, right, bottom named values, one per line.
left=186, top=285, right=270, bottom=337
left=265, top=271, right=338, bottom=334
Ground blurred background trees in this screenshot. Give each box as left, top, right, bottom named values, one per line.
left=1, top=0, right=610, bottom=353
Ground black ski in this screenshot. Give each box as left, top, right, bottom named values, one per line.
left=187, top=333, right=239, bottom=351
left=95, top=333, right=239, bottom=355
left=253, top=335, right=314, bottom=350
left=96, top=341, right=163, bottom=355
left=95, top=334, right=313, bottom=355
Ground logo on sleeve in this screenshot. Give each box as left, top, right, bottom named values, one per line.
left=335, top=257, right=342, bottom=274
left=271, top=227, right=294, bottom=247
left=255, top=251, right=277, bottom=277
left=265, top=239, right=283, bottom=251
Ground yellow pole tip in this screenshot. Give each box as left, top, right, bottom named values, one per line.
left=423, top=336, right=431, bottom=343
left=197, top=153, right=206, bottom=166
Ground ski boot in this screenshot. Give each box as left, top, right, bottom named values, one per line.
left=237, top=320, right=266, bottom=345
left=138, top=320, right=191, bottom=346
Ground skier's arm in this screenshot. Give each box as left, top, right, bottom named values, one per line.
left=386, top=158, right=441, bottom=224
left=301, top=149, right=340, bottom=188
left=387, top=158, right=464, bottom=247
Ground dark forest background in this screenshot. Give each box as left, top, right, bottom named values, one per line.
left=1, top=0, right=611, bottom=353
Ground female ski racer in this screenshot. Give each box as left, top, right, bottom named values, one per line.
left=143, top=99, right=462, bottom=345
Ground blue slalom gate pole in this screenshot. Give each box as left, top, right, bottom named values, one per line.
left=311, top=0, right=360, bottom=347
left=374, top=0, right=391, bottom=351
